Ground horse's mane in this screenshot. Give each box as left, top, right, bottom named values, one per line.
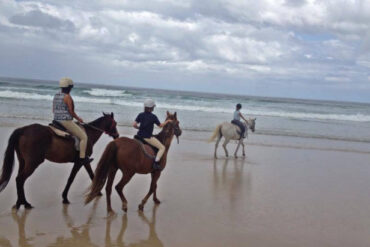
left=88, top=116, right=105, bottom=127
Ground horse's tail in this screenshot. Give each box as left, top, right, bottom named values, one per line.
left=0, top=128, right=23, bottom=193
left=85, top=141, right=117, bottom=204
left=208, top=124, right=222, bottom=142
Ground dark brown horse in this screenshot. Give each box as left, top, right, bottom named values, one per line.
left=85, top=111, right=181, bottom=214
left=0, top=112, right=119, bottom=209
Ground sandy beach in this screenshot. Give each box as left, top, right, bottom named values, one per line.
left=0, top=124, right=370, bottom=247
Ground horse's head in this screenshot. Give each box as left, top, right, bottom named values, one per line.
left=247, top=117, right=256, bottom=132
left=165, top=111, right=182, bottom=143
left=102, top=112, right=119, bottom=139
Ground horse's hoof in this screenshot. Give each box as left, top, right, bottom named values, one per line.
left=97, top=192, right=103, bottom=196
left=62, top=198, right=70, bottom=204
left=153, top=198, right=161, bottom=204
left=12, top=204, right=20, bottom=210
left=138, top=204, right=144, bottom=211
left=122, top=205, right=127, bottom=212
left=24, top=203, right=34, bottom=209
left=107, top=210, right=116, bottom=217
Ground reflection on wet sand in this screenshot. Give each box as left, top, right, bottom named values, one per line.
left=5, top=200, right=162, bottom=247
left=213, top=158, right=252, bottom=211
left=105, top=206, right=163, bottom=247
left=6, top=210, right=34, bottom=247
left=49, top=200, right=100, bottom=247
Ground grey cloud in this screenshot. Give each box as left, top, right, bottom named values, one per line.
left=1, top=0, right=370, bottom=102
left=9, top=10, right=75, bottom=31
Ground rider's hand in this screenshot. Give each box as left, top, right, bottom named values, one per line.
left=77, top=117, right=84, bottom=123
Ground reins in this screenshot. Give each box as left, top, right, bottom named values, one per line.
left=83, top=123, right=111, bottom=135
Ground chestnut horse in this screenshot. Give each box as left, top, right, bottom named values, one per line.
left=0, top=112, right=119, bottom=209
left=85, top=111, right=181, bottom=214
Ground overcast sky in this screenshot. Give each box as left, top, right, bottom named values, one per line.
left=0, top=0, right=370, bottom=102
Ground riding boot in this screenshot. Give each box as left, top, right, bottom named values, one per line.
left=152, top=161, right=162, bottom=171
left=79, top=157, right=94, bottom=166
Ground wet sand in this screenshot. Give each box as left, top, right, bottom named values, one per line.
left=1, top=125, right=370, bottom=247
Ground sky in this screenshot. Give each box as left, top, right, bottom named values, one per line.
left=0, top=0, right=370, bottom=102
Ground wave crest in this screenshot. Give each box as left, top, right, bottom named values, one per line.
left=83, top=88, right=130, bottom=97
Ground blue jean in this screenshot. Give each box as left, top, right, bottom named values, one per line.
left=231, top=120, right=245, bottom=139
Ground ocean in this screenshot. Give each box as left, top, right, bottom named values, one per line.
left=0, top=77, right=370, bottom=144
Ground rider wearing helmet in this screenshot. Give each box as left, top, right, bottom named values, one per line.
left=231, top=103, right=248, bottom=139
left=52, top=77, right=90, bottom=165
left=133, top=99, right=172, bottom=170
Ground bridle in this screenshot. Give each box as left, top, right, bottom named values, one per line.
left=83, top=118, right=117, bottom=137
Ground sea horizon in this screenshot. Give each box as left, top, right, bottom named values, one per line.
left=2, top=75, right=370, bottom=106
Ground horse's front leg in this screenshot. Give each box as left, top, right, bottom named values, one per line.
left=242, top=142, right=246, bottom=157
left=222, top=139, right=230, bottom=157
left=234, top=140, right=242, bottom=158
left=139, top=171, right=161, bottom=211
left=62, top=161, right=83, bottom=204
left=152, top=172, right=162, bottom=204
left=83, top=162, right=103, bottom=196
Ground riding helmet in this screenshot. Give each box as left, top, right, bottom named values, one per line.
left=144, top=99, right=156, bottom=108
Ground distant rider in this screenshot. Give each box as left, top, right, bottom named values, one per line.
left=52, top=77, right=90, bottom=165
left=231, top=103, right=248, bottom=139
left=133, top=99, right=172, bottom=170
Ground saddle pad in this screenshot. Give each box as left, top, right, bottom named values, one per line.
left=143, top=144, right=156, bottom=157
left=49, top=125, right=70, bottom=137
left=133, top=136, right=158, bottom=159
left=48, top=125, right=80, bottom=151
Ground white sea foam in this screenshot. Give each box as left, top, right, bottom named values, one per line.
left=0, top=90, right=111, bottom=104
left=0, top=90, right=53, bottom=101
left=1, top=89, right=370, bottom=122
left=84, top=88, right=130, bottom=97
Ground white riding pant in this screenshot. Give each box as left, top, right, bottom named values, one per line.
left=60, top=120, right=88, bottom=158
left=143, top=137, right=165, bottom=162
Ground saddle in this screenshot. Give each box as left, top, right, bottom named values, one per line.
left=231, top=120, right=247, bottom=139
left=134, top=135, right=158, bottom=159
left=48, top=120, right=83, bottom=151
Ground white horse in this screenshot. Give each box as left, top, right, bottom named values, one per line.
left=209, top=118, right=256, bottom=159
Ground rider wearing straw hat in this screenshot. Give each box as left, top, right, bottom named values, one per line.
left=133, top=99, right=172, bottom=170
left=52, top=77, right=90, bottom=166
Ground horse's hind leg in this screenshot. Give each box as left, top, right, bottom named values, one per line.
left=214, top=135, right=222, bottom=159
left=62, top=161, right=83, bottom=204
left=222, top=139, right=230, bottom=157
left=83, top=163, right=103, bottom=196
left=139, top=171, right=161, bottom=211
left=14, top=160, right=41, bottom=210
left=115, top=171, right=134, bottom=212
left=106, top=167, right=117, bottom=215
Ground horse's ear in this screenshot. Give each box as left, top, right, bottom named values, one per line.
left=111, top=112, right=114, bottom=119
left=102, top=112, right=106, bottom=116
left=254, top=117, right=257, bottom=120
left=174, top=112, right=177, bottom=119
left=166, top=111, right=170, bottom=116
